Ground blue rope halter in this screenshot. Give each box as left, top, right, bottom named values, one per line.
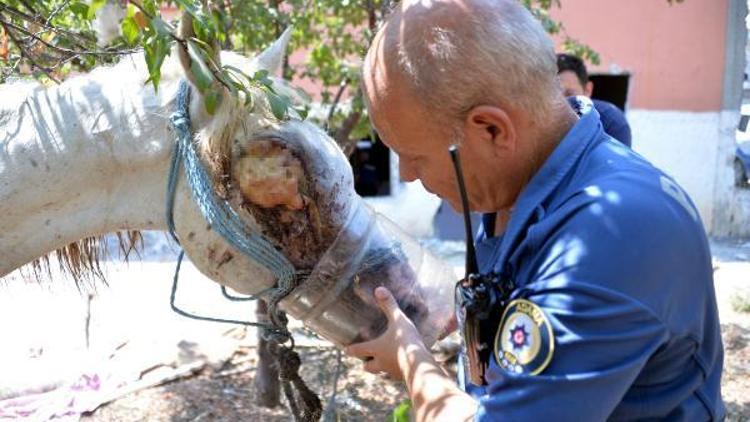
left=165, top=80, right=299, bottom=343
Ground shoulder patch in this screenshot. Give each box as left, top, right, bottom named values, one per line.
left=494, top=299, right=554, bottom=376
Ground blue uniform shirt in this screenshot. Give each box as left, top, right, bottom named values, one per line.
left=567, top=96, right=632, bottom=148
left=465, top=106, right=724, bottom=420
left=593, top=99, right=632, bottom=148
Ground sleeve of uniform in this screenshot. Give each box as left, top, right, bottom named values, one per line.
left=608, top=117, right=632, bottom=148
left=594, top=100, right=632, bottom=148
left=475, top=186, right=680, bottom=421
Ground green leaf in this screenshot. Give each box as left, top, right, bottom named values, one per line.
left=143, top=26, right=171, bottom=91
left=253, top=69, right=270, bottom=81
left=187, top=40, right=214, bottom=92
left=121, top=17, right=139, bottom=46
left=390, top=400, right=412, bottom=422
left=70, top=2, right=89, bottom=19
left=223, top=64, right=246, bottom=75
left=174, top=0, right=201, bottom=18
left=204, top=90, right=222, bottom=115
left=211, top=9, right=226, bottom=44
left=223, top=65, right=251, bottom=85
left=143, top=47, right=156, bottom=75
left=143, top=0, right=157, bottom=17
left=243, top=88, right=254, bottom=108
left=150, top=17, right=172, bottom=37
left=176, top=0, right=215, bottom=41
left=87, top=0, right=106, bottom=20
left=294, top=105, right=310, bottom=120
left=126, top=3, right=136, bottom=18
left=252, top=69, right=275, bottom=92
left=216, top=70, right=237, bottom=90
left=144, top=74, right=159, bottom=91
left=266, top=91, right=289, bottom=120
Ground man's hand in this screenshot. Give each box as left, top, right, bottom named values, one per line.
left=346, top=286, right=478, bottom=422
left=345, top=286, right=428, bottom=380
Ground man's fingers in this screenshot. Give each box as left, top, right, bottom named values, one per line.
left=374, top=286, right=403, bottom=321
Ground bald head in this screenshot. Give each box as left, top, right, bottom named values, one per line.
left=364, top=0, right=560, bottom=125
left=361, top=0, right=574, bottom=213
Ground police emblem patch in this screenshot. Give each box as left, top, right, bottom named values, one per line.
left=494, top=299, right=554, bottom=375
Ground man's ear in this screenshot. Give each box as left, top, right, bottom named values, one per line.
left=463, top=105, right=516, bottom=153
left=585, top=81, right=594, bottom=97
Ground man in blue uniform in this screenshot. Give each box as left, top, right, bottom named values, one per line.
left=345, top=0, right=725, bottom=421
left=557, top=53, right=633, bottom=147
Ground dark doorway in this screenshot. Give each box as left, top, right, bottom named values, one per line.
left=350, top=136, right=391, bottom=197
left=589, top=74, right=631, bottom=111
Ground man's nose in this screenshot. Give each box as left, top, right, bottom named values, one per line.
left=399, top=159, right=418, bottom=182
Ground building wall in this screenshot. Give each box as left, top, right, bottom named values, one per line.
left=553, top=0, right=748, bottom=236
left=626, top=110, right=722, bottom=227
left=552, top=0, right=728, bottom=111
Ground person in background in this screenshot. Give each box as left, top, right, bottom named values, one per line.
left=557, top=53, right=632, bottom=147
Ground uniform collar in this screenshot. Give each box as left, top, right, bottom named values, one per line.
left=484, top=108, right=604, bottom=275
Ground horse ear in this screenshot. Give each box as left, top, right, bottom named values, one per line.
left=253, top=27, right=293, bottom=77
left=177, top=11, right=223, bottom=94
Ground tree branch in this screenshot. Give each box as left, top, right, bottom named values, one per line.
left=0, top=3, right=94, bottom=47
left=0, top=16, right=139, bottom=59
left=46, top=0, right=72, bottom=25
left=1, top=20, right=60, bottom=83
left=128, top=0, right=182, bottom=43
left=334, top=108, right=362, bottom=157
left=17, top=0, right=38, bottom=15
left=326, top=78, right=349, bottom=131
left=366, top=0, right=377, bottom=32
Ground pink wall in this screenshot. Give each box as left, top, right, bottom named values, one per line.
left=551, top=0, right=729, bottom=111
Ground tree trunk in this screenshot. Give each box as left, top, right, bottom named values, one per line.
left=254, top=299, right=280, bottom=408
left=334, top=109, right=362, bottom=158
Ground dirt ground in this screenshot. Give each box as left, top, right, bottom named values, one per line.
left=724, top=322, right=750, bottom=421
left=713, top=239, right=750, bottom=422
left=76, top=239, right=750, bottom=422
left=81, top=334, right=408, bottom=421
left=3, top=238, right=749, bottom=421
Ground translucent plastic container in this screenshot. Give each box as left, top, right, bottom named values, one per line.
left=280, top=199, right=456, bottom=348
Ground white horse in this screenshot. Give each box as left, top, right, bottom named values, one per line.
left=0, top=27, right=346, bottom=286
left=0, top=18, right=455, bottom=349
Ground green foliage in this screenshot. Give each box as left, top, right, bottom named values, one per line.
left=0, top=0, right=681, bottom=135
left=87, top=0, right=107, bottom=20
left=521, top=0, right=599, bottom=65
left=731, top=290, right=750, bottom=314
left=0, top=0, right=130, bottom=82
left=142, top=16, right=172, bottom=91
left=389, top=399, right=412, bottom=422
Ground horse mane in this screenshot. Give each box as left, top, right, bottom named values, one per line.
left=23, top=231, right=144, bottom=287
left=2, top=54, right=164, bottom=286
left=15, top=78, right=257, bottom=287
left=6, top=46, right=285, bottom=286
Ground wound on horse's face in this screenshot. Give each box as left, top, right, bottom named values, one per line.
left=232, top=139, right=305, bottom=210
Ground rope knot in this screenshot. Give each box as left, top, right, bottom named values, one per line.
left=261, top=326, right=291, bottom=345
left=169, top=114, right=189, bottom=129
left=278, top=346, right=302, bottom=381
left=277, top=346, right=322, bottom=422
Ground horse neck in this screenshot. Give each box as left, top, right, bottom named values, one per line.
left=0, top=56, right=184, bottom=276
